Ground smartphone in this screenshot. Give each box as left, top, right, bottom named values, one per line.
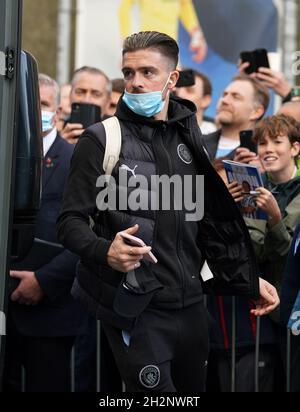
left=240, top=48, right=270, bottom=74
left=240, top=51, right=257, bottom=75
left=239, top=130, right=257, bottom=153
left=119, top=232, right=158, bottom=264
left=69, top=102, right=101, bottom=129
left=176, top=69, right=195, bottom=88
left=255, top=48, right=270, bottom=70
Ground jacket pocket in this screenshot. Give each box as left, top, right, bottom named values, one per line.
left=199, top=216, right=257, bottom=297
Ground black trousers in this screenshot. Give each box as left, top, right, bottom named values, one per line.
left=102, top=302, right=209, bottom=392
left=3, top=318, right=75, bottom=392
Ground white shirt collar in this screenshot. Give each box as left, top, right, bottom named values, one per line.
left=43, top=128, right=57, bottom=157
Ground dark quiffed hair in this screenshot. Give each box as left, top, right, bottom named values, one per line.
left=123, top=31, right=179, bottom=69
left=232, top=73, right=270, bottom=118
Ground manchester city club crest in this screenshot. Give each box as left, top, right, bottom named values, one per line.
left=177, top=144, right=193, bottom=164
left=139, top=365, right=160, bottom=389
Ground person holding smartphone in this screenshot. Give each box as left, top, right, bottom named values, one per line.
left=60, top=66, right=111, bottom=144
left=239, top=61, right=292, bottom=104
left=202, top=74, right=269, bottom=161
left=58, top=31, right=279, bottom=392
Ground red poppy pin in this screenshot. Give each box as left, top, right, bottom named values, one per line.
left=45, top=157, right=54, bottom=168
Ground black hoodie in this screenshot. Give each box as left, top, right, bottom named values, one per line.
left=116, top=96, right=205, bottom=309
left=58, top=96, right=259, bottom=327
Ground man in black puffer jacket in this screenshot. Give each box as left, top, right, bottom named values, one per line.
left=57, top=31, right=279, bottom=392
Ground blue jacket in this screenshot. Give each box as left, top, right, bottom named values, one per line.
left=281, top=223, right=300, bottom=326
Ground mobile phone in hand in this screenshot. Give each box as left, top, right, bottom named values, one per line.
left=240, top=51, right=257, bottom=75
left=119, top=232, right=158, bottom=264
left=176, top=69, right=195, bottom=88
left=69, top=102, right=101, bottom=129
left=240, top=48, right=270, bottom=74
left=239, top=130, right=257, bottom=153
left=255, top=48, right=270, bottom=70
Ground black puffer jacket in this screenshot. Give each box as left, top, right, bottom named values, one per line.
left=57, top=96, right=259, bottom=330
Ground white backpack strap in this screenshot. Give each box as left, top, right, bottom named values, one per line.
left=102, top=116, right=122, bottom=177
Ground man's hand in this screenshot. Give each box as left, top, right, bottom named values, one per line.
left=238, top=61, right=251, bottom=74
left=234, top=148, right=265, bottom=173
left=10, top=271, right=44, bottom=305
left=60, top=122, right=84, bottom=145
left=227, top=181, right=243, bottom=203
left=253, top=67, right=291, bottom=98
left=251, top=278, right=279, bottom=316
left=107, top=224, right=152, bottom=273
left=238, top=63, right=291, bottom=98
left=253, top=187, right=282, bottom=228
left=234, top=147, right=258, bottom=164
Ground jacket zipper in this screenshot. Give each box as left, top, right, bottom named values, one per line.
left=150, top=127, right=158, bottom=252
left=160, top=123, right=186, bottom=307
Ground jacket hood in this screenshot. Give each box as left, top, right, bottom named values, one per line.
left=116, top=93, right=197, bottom=127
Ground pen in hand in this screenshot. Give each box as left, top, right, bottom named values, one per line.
left=241, top=191, right=260, bottom=196
left=242, top=190, right=279, bottom=196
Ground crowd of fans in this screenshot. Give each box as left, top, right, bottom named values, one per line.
left=3, top=32, right=300, bottom=392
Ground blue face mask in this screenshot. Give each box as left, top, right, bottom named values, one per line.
left=41, top=110, right=55, bottom=133
left=122, top=75, right=171, bottom=117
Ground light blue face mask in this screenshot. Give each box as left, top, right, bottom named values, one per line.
left=122, top=75, right=171, bottom=117
left=41, top=110, right=55, bottom=133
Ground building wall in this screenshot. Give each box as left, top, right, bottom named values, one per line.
left=22, top=0, right=76, bottom=82
left=297, top=0, right=300, bottom=84
left=282, top=0, right=298, bottom=85
left=22, top=0, right=59, bottom=78
left=22, top=0, right=300, bottom=86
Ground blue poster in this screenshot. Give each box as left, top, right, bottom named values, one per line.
left=178, top=0, right=278, bottom=117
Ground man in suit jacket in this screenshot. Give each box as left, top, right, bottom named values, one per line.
left=202, top=74, right=269, bottom=161
left=3, top=74, right=85, bottom=392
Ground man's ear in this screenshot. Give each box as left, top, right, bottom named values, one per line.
left=292, top=141, right=300, bottom=158
left=169, top=71, right=180, bottom=89
left=54, top=106, right=63, bottom=124
left=199, top=94, right=212, bottom=111
left=250, top=105, right=264, bottom=122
